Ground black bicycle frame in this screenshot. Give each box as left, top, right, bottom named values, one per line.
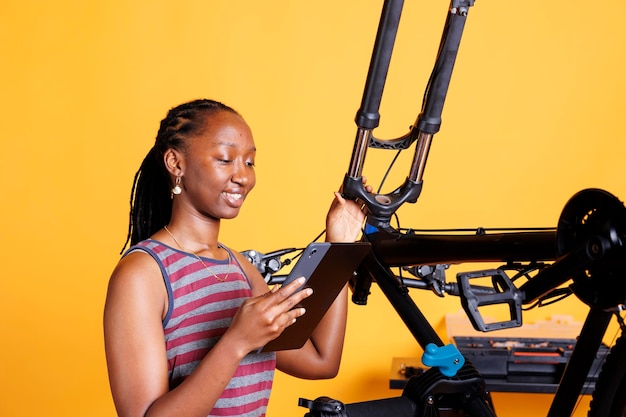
left=355, top=227, right=614, bottom=417
left=334, top=1, right=626, bottom=416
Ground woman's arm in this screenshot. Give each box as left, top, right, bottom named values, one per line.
left=276, top=190, right=368, bottom=378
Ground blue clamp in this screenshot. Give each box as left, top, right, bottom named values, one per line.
left=364, top=223, right=379, bottom=235
left=421, top=343, right=465, bottom=377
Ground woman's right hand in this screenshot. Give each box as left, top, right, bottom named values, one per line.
left=225, top=277, right=313, bottom=354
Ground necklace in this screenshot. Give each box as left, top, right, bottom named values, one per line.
left=163, top=225, right=231, bottom=282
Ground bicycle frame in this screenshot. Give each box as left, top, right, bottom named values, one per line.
left=299, top=0, right=626, bottom=416
left=351, top=227, right=617, bottom=417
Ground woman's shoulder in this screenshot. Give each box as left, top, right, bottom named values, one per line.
left=109, top=243, right=165, bottom=295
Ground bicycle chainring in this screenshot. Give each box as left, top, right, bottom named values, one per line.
left=557, top=188, right=626, bottom=309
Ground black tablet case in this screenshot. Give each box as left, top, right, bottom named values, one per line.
left=260, top=241, right=371, bottom=352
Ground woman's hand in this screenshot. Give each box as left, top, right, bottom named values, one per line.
left=225, top=277, right=313, bottom=355
left=325, top=179, right=372, bottom=243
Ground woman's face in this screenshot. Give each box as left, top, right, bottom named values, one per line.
left=181, top=110, right=257, bottom=220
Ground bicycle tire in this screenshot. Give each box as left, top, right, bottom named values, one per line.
left=588, top=333, right=626, bottom=417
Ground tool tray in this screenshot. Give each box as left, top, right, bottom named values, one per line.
left=453, top=336, right=609, bottom=393
left=391, top=315, right=610, bottom=393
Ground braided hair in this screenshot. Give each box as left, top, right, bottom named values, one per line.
left=121, top=99, right=239, bottom=253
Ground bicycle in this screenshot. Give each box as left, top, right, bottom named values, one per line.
left=244, top=0, right=626, bottom=416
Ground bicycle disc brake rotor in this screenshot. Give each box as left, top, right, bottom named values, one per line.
left=557, top=188, right=626, bottom=309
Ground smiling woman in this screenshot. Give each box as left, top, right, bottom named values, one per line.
left=103, top=98, right=370, bottom=417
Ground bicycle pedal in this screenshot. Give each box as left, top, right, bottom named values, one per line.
left=457, top=269, right=522, bottom=332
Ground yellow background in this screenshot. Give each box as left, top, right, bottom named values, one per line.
left=1, top=1, right=625, bottom=416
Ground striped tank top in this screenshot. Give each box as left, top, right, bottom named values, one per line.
left=127, top=239, right=277, bottom=417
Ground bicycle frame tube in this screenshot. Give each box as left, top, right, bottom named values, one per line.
left=365, top=227, right=557, bottom=266
left=548, top=308, right=612, bottom=417
left=359, top=226, right=557, bottom=347
left=359, top=252, right=445, bottom=347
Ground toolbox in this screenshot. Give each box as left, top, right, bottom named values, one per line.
left=452, top=336, right=608, bottom=393
left=446, top=313, right=609, bottom=392
left=390, top=314, right=610, bottom=393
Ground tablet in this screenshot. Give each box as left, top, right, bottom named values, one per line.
left=260, top=241, right=371, bottom=352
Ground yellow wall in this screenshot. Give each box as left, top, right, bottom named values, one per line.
left=1, top=1, right=625, bottom=416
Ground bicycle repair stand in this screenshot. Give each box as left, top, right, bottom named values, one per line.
left=298, top=359, right=494, bottom=417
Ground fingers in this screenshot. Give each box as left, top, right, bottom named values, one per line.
left=259, top=277, right=312, bottom=311
left=261, top=284, right=280, bottom=297
left=360, top=176, right=373, bottom=193
left=333, top=176, right=372, bottom=210
left=278, top=277, right=312, bottom=306
left=280, top=276, right=307, bottom=295
left=257, top=277, right=311, bottom=332
left=283, top=305, right=306, bottom=326
left=332, top=191, right=346, bottom=206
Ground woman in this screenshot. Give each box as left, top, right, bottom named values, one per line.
left=104, top=99, right=369, bottom=417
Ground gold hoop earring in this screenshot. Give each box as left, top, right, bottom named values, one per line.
left=171, top=176, right=182, bottom=198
